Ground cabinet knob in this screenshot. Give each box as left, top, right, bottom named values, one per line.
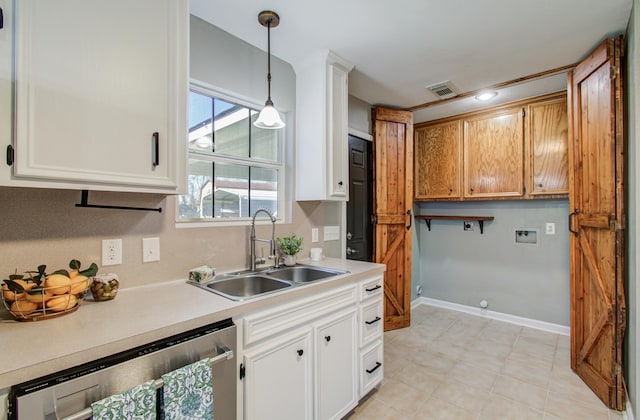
left=297, top=349, right=304, bottom=357
left=538, top=183, right=543, bottom=188
left=469, top=188, right=474, bottom=193
left=338, top=181, right=343, bottom=186
left=325, top=335, right=331, bottom=342
left=449, top=188, right=453, bottom=194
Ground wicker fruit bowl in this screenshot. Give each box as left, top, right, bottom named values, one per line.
left=1, top=259, right=98, bottom=321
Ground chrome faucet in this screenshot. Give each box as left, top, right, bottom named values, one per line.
left=250, top=208, right=278, bottom=271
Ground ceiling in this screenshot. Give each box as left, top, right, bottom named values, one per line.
left=190, top=0, right=632, bottom=122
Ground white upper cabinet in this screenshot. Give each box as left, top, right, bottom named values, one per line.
left=295, top=50, right=353, bottom=201
left=4, top=0, right=187, bottom=193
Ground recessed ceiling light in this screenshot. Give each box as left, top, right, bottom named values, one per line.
left=475, top=91, right=498, bottom=101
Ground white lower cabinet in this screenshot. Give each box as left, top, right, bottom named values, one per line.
left=315, top=309, right=358, bottom=420
left=243, top=329, right=313, bottom=420
left=357, top=275, right=384, bottom=398
left=360, top=341, right=384, bottom=397
left=239, top=275, right=384, bottom=419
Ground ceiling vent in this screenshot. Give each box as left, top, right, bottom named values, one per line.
left=425, top=80, right=459, bottom=99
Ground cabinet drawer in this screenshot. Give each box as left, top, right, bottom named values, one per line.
left=242, top=284, right=357, bottom=347
left=360, top=276, right=383, bottom=302
left=360, top=300, right=383, bottom=348
left=360, top=341, right=383, bottom=398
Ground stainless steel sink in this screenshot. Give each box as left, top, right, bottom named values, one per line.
left=204, top=275, right=292, bottom=301
left=265, top=266, right=348, bottom=283
left=189, top=265, right=349, bottom=301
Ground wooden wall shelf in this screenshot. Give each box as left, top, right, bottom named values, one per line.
left=415, top=215, right=495, bottom=234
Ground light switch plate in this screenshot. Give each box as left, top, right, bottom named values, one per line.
left=142, top=237, right=160, bottom=262
left=311, top=228, right=319, bottom=243
left=545, top=222, right=556, bottom=235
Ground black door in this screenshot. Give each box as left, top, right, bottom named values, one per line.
left=346, top=135, right=373, bottom=261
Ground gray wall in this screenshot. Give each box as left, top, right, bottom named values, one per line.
left=625, top=0, right=639, bottom=414
left=348, top=95, right=372, bottom=136
left=0, top=17, right=342, bottom=289
left=416, top=200, right=570, bottom=326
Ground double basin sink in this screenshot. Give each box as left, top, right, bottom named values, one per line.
left=189, top=265, right=349, bottom=301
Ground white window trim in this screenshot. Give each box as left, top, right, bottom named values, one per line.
left=176, top=80, right=287, bottom=228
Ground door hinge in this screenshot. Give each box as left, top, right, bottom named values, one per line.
left=614, top=363, right=622, bottom=375
left=370, top=214, right=378, bottom=225
left=239, top=363, right=245, bottom=380
left=6, top=145, right=14, bottom=166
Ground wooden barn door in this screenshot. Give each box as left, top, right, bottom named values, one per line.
left=568, top=37, right=626, bottom=410
left=372, top=107, right=413, bottom=331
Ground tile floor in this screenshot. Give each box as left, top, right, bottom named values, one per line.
left=347, top=304, right=624, bottom=420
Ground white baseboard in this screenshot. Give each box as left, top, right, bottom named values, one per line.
left=624, top=385, right=635, bottom=420
left=412, top=296, right=570, bottom=336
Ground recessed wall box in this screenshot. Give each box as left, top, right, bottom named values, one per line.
left=515, top=229, right=539, bottom=245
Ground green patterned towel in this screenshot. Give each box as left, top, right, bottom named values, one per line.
left=162, top=359, right=213, bottom=419
left=91, top=379, right=157, bottom=420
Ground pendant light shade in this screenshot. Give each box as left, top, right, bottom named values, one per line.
left=254, top=11, right=285, bottom=130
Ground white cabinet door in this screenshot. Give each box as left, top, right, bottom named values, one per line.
left=295, top=50, right=353, bottom=201
left=0, top=0, right=11, bottom=184
left=315, top=309, right=358, bottom=420
left=327, top=63, right=349, bottom=199
left=11, top=0, right=187, bottom=193
left=243, top=329, right=313, bottom=420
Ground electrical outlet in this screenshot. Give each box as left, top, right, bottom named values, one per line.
left=311, top=228, right=319, bottom=243
left=463, top=221, right=474, bottom=231
left=142, top=237, right=160, bottom=263
left=102, top=239, right=122, bottom=266
left=324, top=226, right=340, bottom=241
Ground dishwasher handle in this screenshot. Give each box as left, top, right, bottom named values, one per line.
left=59, top=345, right=234, bottom=420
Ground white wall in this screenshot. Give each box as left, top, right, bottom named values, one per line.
left=416, top=200, right=570, bottom=325
left=625, top=0, right=639, bottom=415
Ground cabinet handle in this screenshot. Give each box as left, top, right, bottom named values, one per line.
left=365, top=316, right=381, bottom=325
left=325, top=335, right=331, bottom=342
left=0, top=7, right=4, bottom=29
left=365, top=284, right=381, bottom=292
left=569, top=208, right=579, bottom=236
left=366, top=362, right=382, bottom=374
left=6, top=145, right=14, bottom=166
left=406, top=209, right=412, bottom=231
left=152, top=132, right=159, bottom=168
left=297, top=349, right=304, bottom=357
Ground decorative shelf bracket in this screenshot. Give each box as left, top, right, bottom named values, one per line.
left=415, top=215, right=494, bottom=234
left=75, top=190, right=162, bottom=213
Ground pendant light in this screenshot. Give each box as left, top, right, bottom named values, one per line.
left=254, top=10, right=285, bottom=129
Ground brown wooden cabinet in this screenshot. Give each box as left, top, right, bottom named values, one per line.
left=413, top=92, right=568, bottom=201
left=463, top=107, right=525, bottom=198
left=527, top=97, right=569, bottom=195
left=414, top=120, right=462, bottom=199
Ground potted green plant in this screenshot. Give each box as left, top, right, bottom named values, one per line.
left=276, top=234, right=304, bottom=266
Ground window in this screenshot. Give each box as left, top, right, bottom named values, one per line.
left=177, top=85, right=285, bottom=223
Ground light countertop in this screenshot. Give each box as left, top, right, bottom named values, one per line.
left=0, top=258, right=385, bottom=389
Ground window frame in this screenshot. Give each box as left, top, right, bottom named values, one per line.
left=176, top=81, right=286, bottom=227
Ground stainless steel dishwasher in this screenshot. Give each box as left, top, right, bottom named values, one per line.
left=8, top=318, right=236, bottom=420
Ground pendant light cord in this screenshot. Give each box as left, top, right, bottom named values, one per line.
left=266, top=18, right=273, bottom=105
